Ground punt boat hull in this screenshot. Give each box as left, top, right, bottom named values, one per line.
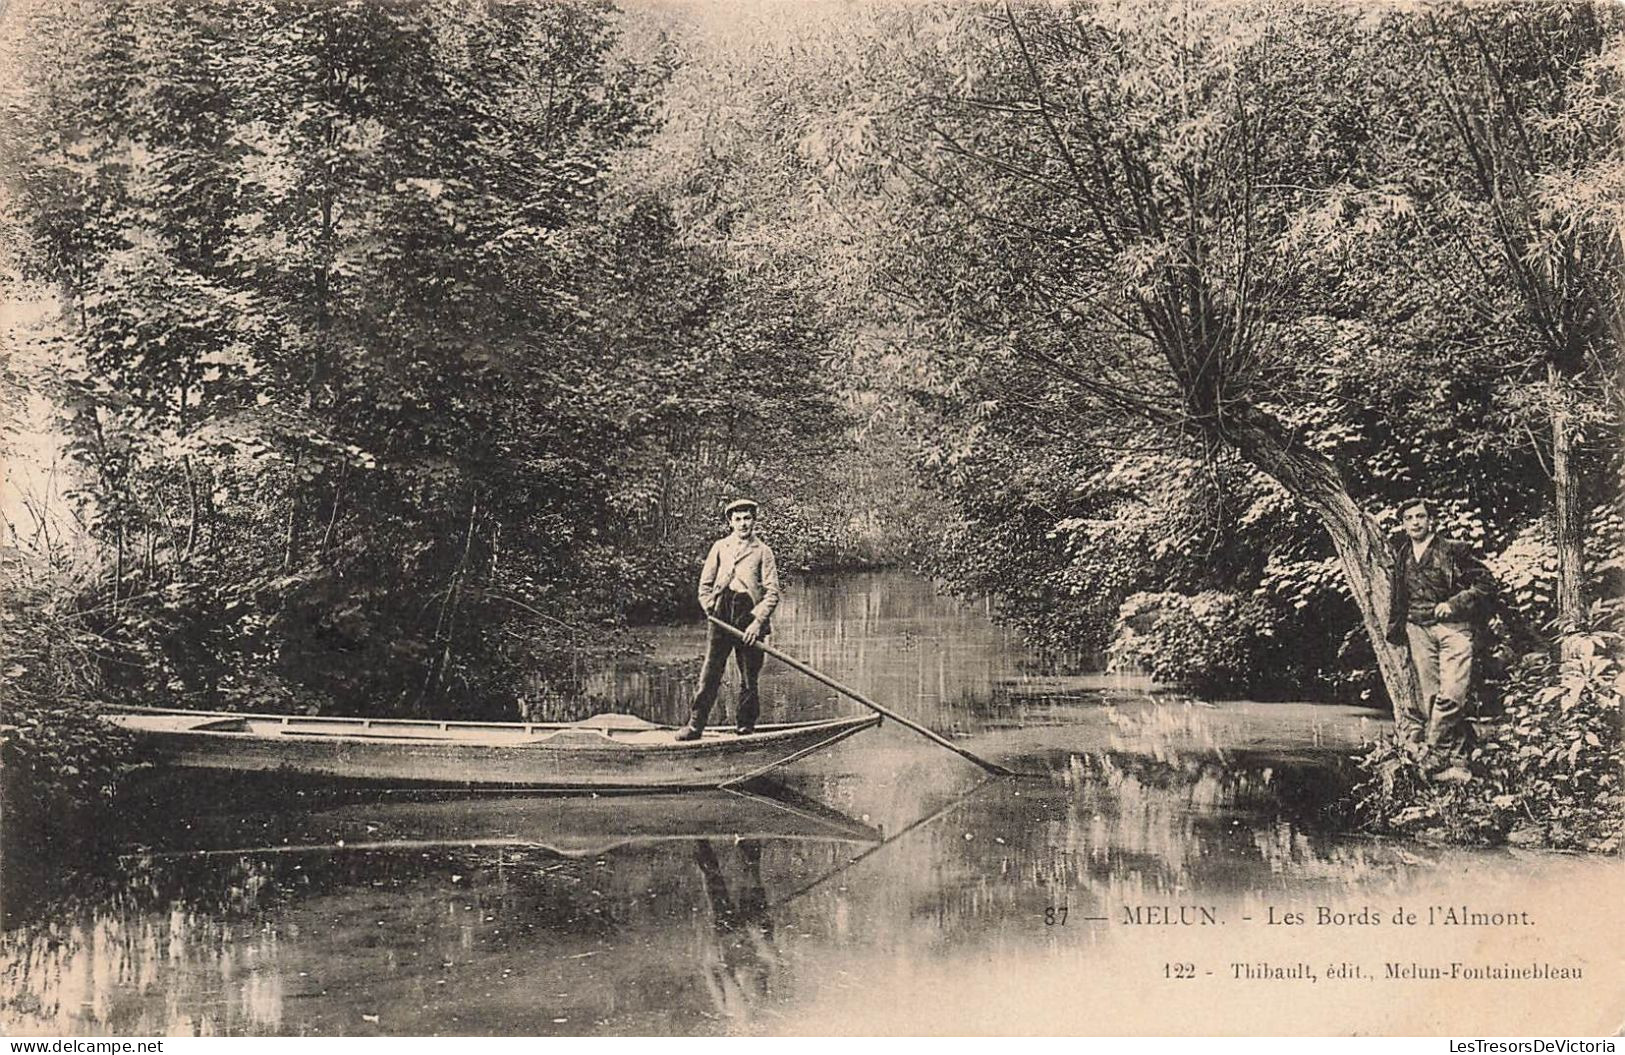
left=100, top=708, right=882, bottom=789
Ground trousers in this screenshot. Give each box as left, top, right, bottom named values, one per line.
left=1404, top=620, right=1475, bottom=760
left=689, top=591, right=765, bottom=732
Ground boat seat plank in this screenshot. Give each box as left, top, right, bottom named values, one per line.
left=567, top=713, right=663, bottom=731
left=278, top=728, right=546, bottom=743
left=190, top=718, right=251, bottom=732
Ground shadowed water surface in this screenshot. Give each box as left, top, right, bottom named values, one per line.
left=4, top=571, right=1620, bottom=1036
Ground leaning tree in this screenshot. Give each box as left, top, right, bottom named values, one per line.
left=862, top=0, right=1624, bottom=706
left=850, top=0, right=1447, bottom=716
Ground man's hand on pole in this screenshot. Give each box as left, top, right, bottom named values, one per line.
left=742, top=619, right=763, bottom=645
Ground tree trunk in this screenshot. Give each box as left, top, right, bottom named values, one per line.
left=113, top=525, right=124, bottom=607
left=1228, top=411, right=1422, bottom=730
left=182, top=454, right=200, bottom=560
left=1550, top=385, right=1585, bottom=656
left=180, top=382, right=198, bottom=560
left=320, top=466, right=347, bottom=558
left=417, top=501, right=480, bottom=713
left=283, top=450, right=302, bottom=570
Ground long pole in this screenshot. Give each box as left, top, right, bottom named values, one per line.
left=706, top=615, right=1012, bottom=776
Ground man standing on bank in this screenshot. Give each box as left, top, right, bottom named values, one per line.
left=1385, top=498, right=1492, bottom=783
left=676, top=498, right=781, bottom=741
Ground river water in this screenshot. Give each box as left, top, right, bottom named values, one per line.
left=3, top=571, right=1620, bottom=1036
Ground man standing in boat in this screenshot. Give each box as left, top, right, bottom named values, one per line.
left=676, top=498, right=782, bottom=740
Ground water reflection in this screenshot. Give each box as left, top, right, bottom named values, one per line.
left=4, top=833, right=840, bottom=1036
left=5, top=571, right=1620, bottom=1036
left=693, top=841, right=776, bottom=1024
left=6, top=753, right=1620, bottom=1035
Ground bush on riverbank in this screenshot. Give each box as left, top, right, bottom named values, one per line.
left=1352, top=626, right=1624, bottom=852
left=1108, top=591, right=1269, bottom=695
left=1, top=700, right=136, bottom=854
left=1107, top=589, right=1351, bottom=699
left=1, top=555, right=136, bottom=854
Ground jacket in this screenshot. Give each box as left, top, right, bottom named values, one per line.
left=1385, top=534, right=1492, bottom=645
left=698, top=534, right=781, bottom=624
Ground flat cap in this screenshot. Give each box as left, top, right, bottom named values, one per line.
left=724, top=497, right=760, bottom=517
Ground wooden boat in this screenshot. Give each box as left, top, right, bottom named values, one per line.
left=101, top=706, right=881, bottom=789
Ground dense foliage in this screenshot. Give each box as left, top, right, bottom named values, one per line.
left=0, top=0, right=905, bottom=729
left=1, top=0, right=1618, bottom=853
left=902, top=2, right=1615, bottom=702
left=683, top=0, right=1620, bottom=709
left=626, top=0, right=1622, bottom=849
left=0, top=551, right=135, bottom=854
left=1355, top=628, right=1624, bottom=851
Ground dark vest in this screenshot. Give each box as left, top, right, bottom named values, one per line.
left=1402, top=540, right=1456, bottom=624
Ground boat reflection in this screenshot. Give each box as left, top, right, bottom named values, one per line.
left=0, top=782, right=885, bottom=1037
left=111, top=784, right=884, bottom=861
